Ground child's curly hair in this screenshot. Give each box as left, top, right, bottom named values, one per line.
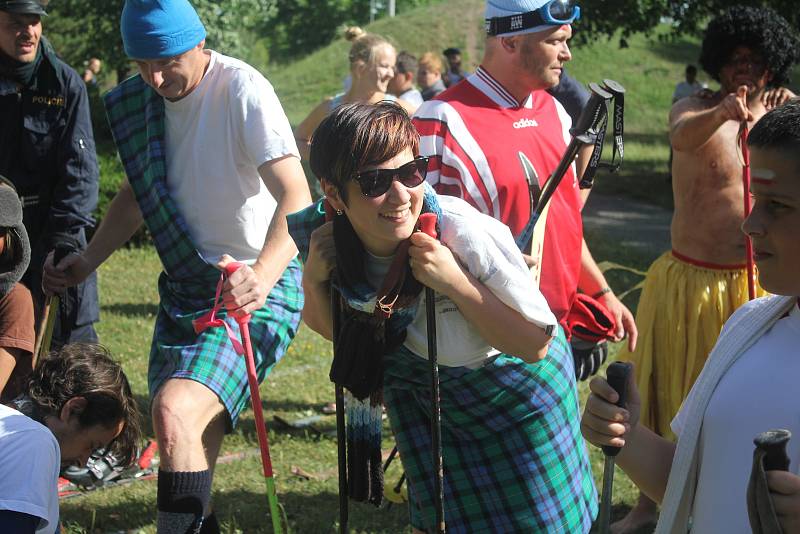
left=27, top=343, right=142, bottom=466
left=699, top=6, right=800, bottom=88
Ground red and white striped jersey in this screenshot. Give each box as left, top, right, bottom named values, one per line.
left=413, top=66, right=583, bottom=325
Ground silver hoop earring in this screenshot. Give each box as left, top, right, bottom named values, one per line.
left=336, top=209, right=343, bottom=216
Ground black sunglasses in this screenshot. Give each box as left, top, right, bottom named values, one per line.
left=353, top=156, right=429, bottom=198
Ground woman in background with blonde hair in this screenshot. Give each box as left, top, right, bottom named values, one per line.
left=340, top=25, right=365, bottom=92
left=295, top=29, right=414, bottom=160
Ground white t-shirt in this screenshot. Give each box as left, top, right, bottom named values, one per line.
left=365, top=196, right=557, bottom=368
left=0, top=404, right=60, bottom=534
left=164, top=50, right=300, bottom=264
left=672, top=302, right=800, bottom=533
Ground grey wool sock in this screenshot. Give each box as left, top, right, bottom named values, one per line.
left=156, top=469, right=211, bottom=534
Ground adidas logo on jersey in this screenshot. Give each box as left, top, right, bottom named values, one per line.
left=512, top=118, right=539, bottom=129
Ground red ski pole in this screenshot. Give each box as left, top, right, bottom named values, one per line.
left=224, top=263, right=284, bottom=534
left=740, top=124, right=757, bottom=300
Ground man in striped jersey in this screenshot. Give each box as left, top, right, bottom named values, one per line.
left=413, top=0, right=637, bottom=347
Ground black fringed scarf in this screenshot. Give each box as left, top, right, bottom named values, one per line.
left=332, top=188, right=440, bottom=506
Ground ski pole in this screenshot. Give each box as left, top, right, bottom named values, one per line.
left=515, top=83, right=613, bottom=250
left=322, top=201, right=349, bottom=534
left=597, top=361, right=632, bottom=534
left=748, top=429, right=791, bottom=532
left=418, top=213, right=445, bottom=533
left=35, top=243, right=77, bottom=359
left=330, top=273, right=349, bottom=534
left=754, top=429, right=791, bottom=472
left=739, top=123, right=757, bottom=300
left=224, top=263, right=284, bottom=534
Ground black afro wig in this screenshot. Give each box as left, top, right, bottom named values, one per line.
left=700, top=5, right=800, bottom=88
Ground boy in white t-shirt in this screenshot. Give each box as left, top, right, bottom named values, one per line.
left=582, top=100, right=800, bottom=533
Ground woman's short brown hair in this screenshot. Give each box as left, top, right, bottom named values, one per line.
left=309, top=102, right=419, bottom=203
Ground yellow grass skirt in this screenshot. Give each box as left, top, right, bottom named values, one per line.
left=617, top=251, right=765, bottom=441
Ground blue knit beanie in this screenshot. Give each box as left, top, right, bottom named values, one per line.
left=121, top=0, right=206, bottom=59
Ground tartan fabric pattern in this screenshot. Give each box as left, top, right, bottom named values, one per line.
left=286, top=199, right=325, bottom=263
left=383, top=329, right=598, bottom=533
left=104, top=75, right=218, bottom=285
left=105, top=75, right=303, bottom=426
left=149, top=261, right=302, bottom=427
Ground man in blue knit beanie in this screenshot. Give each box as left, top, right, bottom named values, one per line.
left=43, top=1, right=312, bottom=532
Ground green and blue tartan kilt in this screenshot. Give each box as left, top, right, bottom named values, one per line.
left=148, top=259, right=303, bottom=429
left=383, top=328, right=598, bottom=533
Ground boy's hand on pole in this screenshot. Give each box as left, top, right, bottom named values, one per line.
left=581, top=365, right=641, bottom=449
left=766, top=471, right=800, bottom=533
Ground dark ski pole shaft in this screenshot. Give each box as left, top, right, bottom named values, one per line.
left=515, top=83, right=613, bottom=250
left=427, top=286, right=445, bottom=533
left=598, top=362, right=632, bottom=534
left=740, top=124, right=757, bottom=300
left=418, top=213, right=445, bottom=533
left=224, top=263, right=284, bottom=534
left=330, top=274, right=349, bottom=534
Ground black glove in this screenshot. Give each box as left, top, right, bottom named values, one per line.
left=571, top=338, right=608, bottom=381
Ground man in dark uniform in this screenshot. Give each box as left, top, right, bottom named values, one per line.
left=0, top=0, right=99, bottom=344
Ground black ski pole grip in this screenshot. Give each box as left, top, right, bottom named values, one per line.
left=602, top=361, right=632, bottom=457
left=571, top=83, right=611, bottom=140
left=602, top=79, right=626, bottom=95
left=53, top=244, right=74, bottom=266
left=52, top=234, right=80, bottom=266
left=754, top=429, right=791, bottom=472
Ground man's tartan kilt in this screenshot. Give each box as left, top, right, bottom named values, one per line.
left=148, top=259, right=303, bottom=429
left=383, top=328, right=598, bottom=533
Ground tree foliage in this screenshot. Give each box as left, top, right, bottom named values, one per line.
left=258, top=0, right=436, bottom=64
left=576, top=0, right=799, bottom=44
left=43, top=0, right=800, bottom=75
left=43, top=0, right=437, bottom=75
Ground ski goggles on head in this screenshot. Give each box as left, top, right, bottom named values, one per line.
left=353, top=156, right=429, bottom=197
left=486, top=0, right=581, bottom=36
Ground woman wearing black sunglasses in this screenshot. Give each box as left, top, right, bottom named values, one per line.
left=287, top=102, right=597, bottom=533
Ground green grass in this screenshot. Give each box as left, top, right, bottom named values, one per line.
left=60, top=246, right=651, bottom=533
